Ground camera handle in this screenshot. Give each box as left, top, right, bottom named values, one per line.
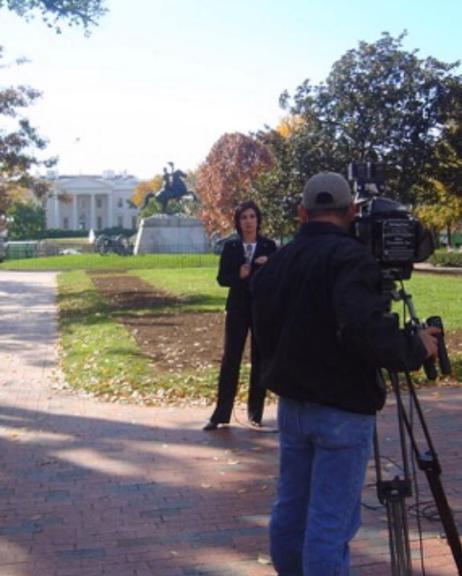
left=391, top=288, right=451, bottom=380
left=425, top=316, right=452, bottom=376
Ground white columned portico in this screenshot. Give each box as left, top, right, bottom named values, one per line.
left=53, top=193, right=60, bottom=228
left=72, top=195, right=78, bottom=229
left=90, top=193, right=96, bottom=230
left=106, top=193, right=113, bottom=228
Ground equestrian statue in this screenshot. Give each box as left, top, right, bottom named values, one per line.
left=140, top=162, right=197, bottom=213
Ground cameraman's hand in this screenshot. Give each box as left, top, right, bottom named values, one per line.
left=418, top=326, right=440, bottom=359
left=239, top=263, right=251, bottom=279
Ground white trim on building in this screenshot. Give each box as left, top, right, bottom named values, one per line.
left=45, top=173, right=140, bottom=231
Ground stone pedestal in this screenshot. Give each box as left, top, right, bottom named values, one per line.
left=134, top=214, right=209, bottom=254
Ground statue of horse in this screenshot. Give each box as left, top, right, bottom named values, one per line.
left=140, top=164, right=197, bottom=213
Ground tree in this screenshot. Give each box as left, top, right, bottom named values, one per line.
left=195, top=133, right=273, bottom=236
left=414, top=178, right=462, bottom=246
left=139, top=197, right=162, bottom=219
left=434, top=82, right=462, bottom=197
left=6, top=200, right=46, bottom=240
left=0, top=0, right=106, bottom=215
left=0, top=48, right=55, bottom=215
left=131, top=174, right=163, bottom=208
left=248, top=127, right=302, bottom=240
left=278, top=32, right=462, bottom=204
left=1, top=0, right=107, bottom=33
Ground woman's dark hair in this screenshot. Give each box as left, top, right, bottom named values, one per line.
left=234, top=200, right=262, bottom=236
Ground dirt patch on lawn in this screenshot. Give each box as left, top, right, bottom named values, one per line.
left=90, top=272, right=229, bottom=373
left=89, top=271, right=462, bottom=381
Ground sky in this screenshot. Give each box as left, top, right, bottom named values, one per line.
left=1, top=0, right=462, bottom=180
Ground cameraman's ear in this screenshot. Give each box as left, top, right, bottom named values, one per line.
left=347, top=202, right=357, bottom=217
left=298, top=203, right=308, bottom=223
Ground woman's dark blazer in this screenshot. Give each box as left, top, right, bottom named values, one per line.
left=217, top=235, right=277, bottom=313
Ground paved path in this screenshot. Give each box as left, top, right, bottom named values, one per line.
left=0, top=271, right=461, bottom=576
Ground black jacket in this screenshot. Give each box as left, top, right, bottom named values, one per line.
left=217, top=235, right=277, bottom=313
left=251, top=221, right=427, bottom=415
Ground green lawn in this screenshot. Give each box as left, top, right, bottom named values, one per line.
left=1, top=252, right=219, bottom=271
left=402, top=274, right=462, bottom=331
left=58, top=271, right=159, bottom=401
left=134, top=267, right=227, bottom=312
left=58, top=266, right=230, bottom=403
left=56, top=267, right=462, bottom=403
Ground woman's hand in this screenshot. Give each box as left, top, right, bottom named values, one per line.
left=239, top=263, right=251, bottom=279
left=254, top=255, right=269, bottom=265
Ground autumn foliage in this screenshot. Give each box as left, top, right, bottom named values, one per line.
left=131, top=174, right=163, bottom=207
left=195, top=133, right=273, bottom=236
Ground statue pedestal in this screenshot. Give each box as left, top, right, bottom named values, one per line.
left=134, top=214, right=209, bottom=254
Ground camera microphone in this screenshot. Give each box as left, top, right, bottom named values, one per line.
left=244, top=243, right=253, bottom=265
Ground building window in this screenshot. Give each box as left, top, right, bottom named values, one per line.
left=96, top=197, right=102, bottom=208
left=97, top=216, right=103, bottom=230
left=132, top=216, right=138, bottom=229
left=117, top=216, right=124, bottom=228
left=63, top=217, right=69, bottom=230
left=117, top=198, right=124, bottom=208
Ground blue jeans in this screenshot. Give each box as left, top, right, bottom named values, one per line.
left=270, top=397, right=375, bottom=576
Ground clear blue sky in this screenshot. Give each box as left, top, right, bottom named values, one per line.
left=1, top=0, right=461, bottom=179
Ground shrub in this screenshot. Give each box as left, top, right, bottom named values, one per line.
left=100, top=227, right=137, bottom=237
left=429, top=250, right=462, bottom=267
left=43, top=229, right=88, bottom=239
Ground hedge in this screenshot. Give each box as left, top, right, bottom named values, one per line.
left=429, top=250, right=462, bottom=267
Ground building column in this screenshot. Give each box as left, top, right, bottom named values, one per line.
left=72, top=195, right=78, bottom=230
left=106, top=193, right=113, bottom=228
left=53, top=193, right=60, bottom=228
left=90, top=194, right=96, bottom=230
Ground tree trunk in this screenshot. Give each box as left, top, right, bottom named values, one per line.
left=447, top=224, right=453, bottom=248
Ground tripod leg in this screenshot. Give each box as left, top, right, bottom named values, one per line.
left=386, top=493, right=413, bottom=576
left=401, top=374, right=462, bottom=574
left=375, top=371, right=414, bottom=575
left=422, top=465, right=462, bottom=574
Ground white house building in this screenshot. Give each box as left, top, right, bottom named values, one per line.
left=44, top=172, right=140, bottom=231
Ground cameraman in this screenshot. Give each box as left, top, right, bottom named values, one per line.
left=251, top=172, right=440, bottom=576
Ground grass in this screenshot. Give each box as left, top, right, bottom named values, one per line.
left=1, top=252, right=219, bottom=271
left=134, top=267, right=227, bottom=312
left=392, top=273, right=462, bottom=384
left=58, top=271, right=158, bottom=402
left=56, top=267, right=462, bottom=404
left=57, top=267, right=235, bottom=404
left=402, top=273, right=462, bottom=331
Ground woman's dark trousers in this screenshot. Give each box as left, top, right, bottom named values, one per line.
left=210, top=309, right=266, bottom=424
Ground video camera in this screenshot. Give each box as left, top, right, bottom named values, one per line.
left=348, top=161, right=434, bottom=281
left=348, top=161, right=450, bottom=379
left=346, top=165, right=460, bottom=573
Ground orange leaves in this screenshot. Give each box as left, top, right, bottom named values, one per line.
left=196, top=133, right=273, bottom=236
left=131, top=174, right=163, bottom=207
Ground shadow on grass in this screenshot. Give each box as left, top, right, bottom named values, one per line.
left=58, top=289, right=225, bottom=326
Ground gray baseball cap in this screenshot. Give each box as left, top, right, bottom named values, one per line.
left=302, top=172, right=353, bottom=210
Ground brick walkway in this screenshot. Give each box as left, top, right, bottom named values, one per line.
left=0, top=270, right=461, bottom=576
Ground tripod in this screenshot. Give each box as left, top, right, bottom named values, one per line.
left=373, top=286, right=462, bottom=575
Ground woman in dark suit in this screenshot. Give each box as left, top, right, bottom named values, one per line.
left=203, top=200, right=277, bottom=430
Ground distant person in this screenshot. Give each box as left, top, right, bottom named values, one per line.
left=251, top=172, right=439, bottom=575
left=203, top=200, right=277, bottom=431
